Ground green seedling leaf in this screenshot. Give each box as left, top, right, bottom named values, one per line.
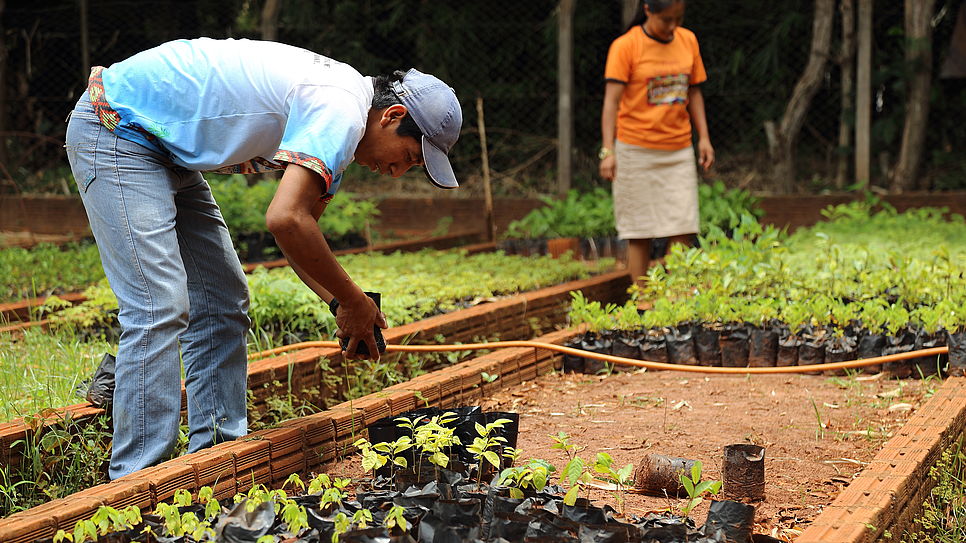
left=563, top=485, right=580, bottom=506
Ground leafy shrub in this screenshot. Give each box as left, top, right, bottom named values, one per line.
left=570, top=202, right=966, bottom=334
left=697, top=180, right=763, bottom=236
left=504, top=182, right=762, bottom=240
left=0, top=242, right=105, bottom=304
left=504, top=188, right=614, bottom=239
left=207, top=174, right=380, bottom=257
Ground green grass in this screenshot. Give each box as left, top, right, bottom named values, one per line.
left=901, top=438, right=966, bottom=542
left=0, top=328, right=113, bottom=421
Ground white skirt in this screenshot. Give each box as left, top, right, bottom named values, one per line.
left=612, top=140, right=699, bottom=240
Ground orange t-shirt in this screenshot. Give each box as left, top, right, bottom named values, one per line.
left=604, top=26, right=707, bottom=150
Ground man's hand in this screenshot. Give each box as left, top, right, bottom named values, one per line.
left=333, top=293, right=388, bottom=360
left=267, top=163, right=387, bottom=359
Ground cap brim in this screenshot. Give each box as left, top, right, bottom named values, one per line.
left=422, top=137, right=458, bottom=189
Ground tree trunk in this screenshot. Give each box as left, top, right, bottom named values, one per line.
left=557, top=0, right=575, bottom=196
left=767, top=0, right=835, bottom=193
left=260, top=0, right=282, bottom=42
left=0, top=0, right=8, bottom=177
left=890, top=0, right=937, bottom=193
left=835, top=0, right=856, bottom=189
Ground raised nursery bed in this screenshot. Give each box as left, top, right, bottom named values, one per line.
left=2, top=324, right=962, bottom=542
left=0, top=232, right=488, bottom=327
left=0, top=272, right=631, bottom=487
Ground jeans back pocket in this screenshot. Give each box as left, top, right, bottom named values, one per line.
left=65, top=111, right=101, bottom=193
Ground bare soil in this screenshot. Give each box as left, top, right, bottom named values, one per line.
left=481, top=368, right=931, bottom=541
left=324, top=367, right=932, bottom=542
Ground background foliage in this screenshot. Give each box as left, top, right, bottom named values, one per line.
left=2, top=0, right=964, bottom=196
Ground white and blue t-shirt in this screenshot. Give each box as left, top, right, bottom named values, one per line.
left=90, top=38, right=372, bottom=199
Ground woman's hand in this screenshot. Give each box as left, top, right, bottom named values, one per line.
left=697, top=138, right=714, bottom=171
left=599, top=154, right=617, bottom=181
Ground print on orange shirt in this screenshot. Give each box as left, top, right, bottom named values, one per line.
left=647, top=74, right=690, bottom=105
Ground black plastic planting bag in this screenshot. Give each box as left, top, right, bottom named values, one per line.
left=857, top=331, right=886, bottom=373
left=823, top=335, right=857, bottom=376
left=694, top=326, right=722, bottom=366
left=611, top=332, right=643, bottom=361
left=371, top=407, right=442, bottom=478
left=563, top=337, right=587, bottom=373
left=216, top=498, right=276, bottom=543
left=748, top=326, right=779, bottom=367
left=609, top=332, right=642, bottom=373
left=578, top=522, right=641, bottom=543
left=526, top=509, right=582, bottom=540
left=883, top=329, right=916, bottom=378
left=719, top=323, right=750, bottom=368
left=911, top=331, right=945, bottom=376
left=947, top=330, right=966, bottom=376
left=561, top=501, right=610, bottom=525
left=776, top=332, right=801, bottom=367
left=85, top=352, right=116, bottom=410
left=797, top=330, right=826, bottom=373
left=701, top=500, right=755, bottom=543
left=640, top=329, right=669, bottom=364
left=486, top=411, right=520, bottom=452
left=489, top=511, right=532, bottom=541
left=579, top=332, right=612, bottom=374
left=666, top=324, right=697, bottom=365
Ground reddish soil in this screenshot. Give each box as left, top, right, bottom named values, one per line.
left=481, top=368, right=930, bottom=541
left=323, top=367, right=932, bottom=542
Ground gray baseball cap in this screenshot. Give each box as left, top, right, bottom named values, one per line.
left=391, top=69, right=462, bottom=189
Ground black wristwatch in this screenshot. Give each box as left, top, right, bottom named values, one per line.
left=327, top=298, right=339, bottom=315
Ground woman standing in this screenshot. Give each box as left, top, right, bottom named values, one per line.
left=599, top=0, right=713, bottom=295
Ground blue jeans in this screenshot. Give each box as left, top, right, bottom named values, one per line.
left=65, top=93, right=250, bottom=479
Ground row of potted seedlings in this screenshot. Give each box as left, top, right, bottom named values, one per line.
left=43, top=406, right=774, bottom=543
left=564, top=322, right=960, bottom=377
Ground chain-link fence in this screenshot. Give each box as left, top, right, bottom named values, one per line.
left=2, top=0, right=964, bottom=197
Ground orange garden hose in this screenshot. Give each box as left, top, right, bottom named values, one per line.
left=248, top=339, right=950, bottom=375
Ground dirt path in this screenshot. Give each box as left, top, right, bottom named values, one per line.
left=322, top=367, right=931, bottom=541
left=477, top=368, right=930, bottom=541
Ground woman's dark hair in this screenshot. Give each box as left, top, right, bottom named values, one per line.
left=624, top=0, right=684, bottom=32
left=372, top=71, right=423, bottom=140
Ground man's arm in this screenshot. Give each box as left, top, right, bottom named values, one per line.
left=266, top=163, right=386, bottom=358
left=282, top=197, right=334, bottom=302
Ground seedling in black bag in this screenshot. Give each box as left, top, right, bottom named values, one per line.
left=328, top=291, right=386, bottom=357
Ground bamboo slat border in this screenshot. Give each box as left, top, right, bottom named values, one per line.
left=0, top=328, right=578, bottom=542
left=796, top=376, right=966, bottom=542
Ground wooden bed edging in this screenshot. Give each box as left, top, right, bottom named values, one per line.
left=0, top=271, right=630, bottom=475
left=796, top=376, right=966, bottom=542
left=0, top=328, right=579, bottom=542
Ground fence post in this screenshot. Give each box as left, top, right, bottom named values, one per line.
left=476, top=96, right=496, bottom=242
left=557, top=0, right=575, bottom=196
left=855, top=0, right=873, bottom=188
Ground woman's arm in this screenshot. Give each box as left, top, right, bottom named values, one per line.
left=599, top=81, right=626, bottom=181
left=687, top=85, right=714, bottom=171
